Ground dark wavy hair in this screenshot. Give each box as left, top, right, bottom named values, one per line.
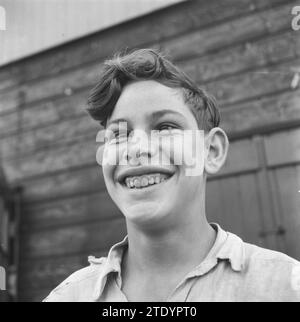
left=86, top=48, right=220, bottom=130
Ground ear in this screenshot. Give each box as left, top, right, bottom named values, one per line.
left=204, top=127, right=229, bottom=175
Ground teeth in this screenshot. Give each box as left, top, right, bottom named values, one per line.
left=125, top=178, right=135, bottom=188
left=133, top=178, right=141, bottom=188
left=149, top=177, right=155, bottom=185
left=124, top=173, right=170, bottom=189
left=141, top=177, right=148, bottom=187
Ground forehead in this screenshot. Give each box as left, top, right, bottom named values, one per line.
left=108, top=80, right=194, bottom=124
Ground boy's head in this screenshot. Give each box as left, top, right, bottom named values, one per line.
left=87, top=49, right=228, bottom=229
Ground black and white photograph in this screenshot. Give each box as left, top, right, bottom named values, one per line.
left=0, top=0, right=300, bottom=305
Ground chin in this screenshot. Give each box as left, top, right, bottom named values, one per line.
left=122, top=202, right=168, bottom=226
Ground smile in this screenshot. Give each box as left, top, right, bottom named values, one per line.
left=122, top=172, right=173, bottom=189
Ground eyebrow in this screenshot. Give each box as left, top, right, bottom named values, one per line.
left=150, top=109, right=186, bottom=122
left=106, top=118, right=129, bottom=127
left=107, top=109, right=186, bottom=127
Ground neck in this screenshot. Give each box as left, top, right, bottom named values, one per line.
left=123, top=209, right=216, bottom=277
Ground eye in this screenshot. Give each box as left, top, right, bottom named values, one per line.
left=160, top=125, right=175, bottom=131
left=158, top=123, right=177, bottom=131
left=106, top=129, right=130, bottom=144
left=157, top=123, right=182, bottom=135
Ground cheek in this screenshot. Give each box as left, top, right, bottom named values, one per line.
left=183, top=132, right=205, bottom=177
left=101, top=144, right=126, bottom=186
left=158, top=135, right=185, bottom=166
left=102, top=163, right=114, bottom=191
left=101, top=143, right=129, bottom=167
left=160, top=132, right=205, bottom=176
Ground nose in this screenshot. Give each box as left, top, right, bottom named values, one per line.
left=125, top=130, right=156, bottom=164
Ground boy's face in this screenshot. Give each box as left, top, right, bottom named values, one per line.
left=101, top=80, right=206, bottom=228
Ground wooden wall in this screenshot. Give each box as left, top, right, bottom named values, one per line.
left=0, top=0, right=299, bottom=301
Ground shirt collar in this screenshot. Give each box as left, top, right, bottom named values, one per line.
left=215, top=225, right=246, bottom=272
left=91, top=223, right=246, bottom=301
left=90, top=235, right=128, bottom=301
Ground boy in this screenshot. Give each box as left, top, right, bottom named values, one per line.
left=44, top=49, right=300, bottom=302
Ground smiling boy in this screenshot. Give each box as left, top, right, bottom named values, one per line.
left=44, top=49, right=300, bottom=302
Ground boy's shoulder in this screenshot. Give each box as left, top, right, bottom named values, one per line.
left=238, top=238, right=300, bottom=299
left=242, top=240, right=300, bottom=268
left=43, top=256, right=108, bottom=302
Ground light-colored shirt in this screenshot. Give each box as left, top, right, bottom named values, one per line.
left=43, top=223, right=300, bottom=302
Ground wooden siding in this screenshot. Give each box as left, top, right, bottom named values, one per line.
left=0, top=0, right=299, bottom=301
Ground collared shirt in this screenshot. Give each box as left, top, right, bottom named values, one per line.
left=43, top=224, right=300, bottom=302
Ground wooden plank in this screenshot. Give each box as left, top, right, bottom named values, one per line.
left=2, top=133, right=98, bottom=182
left=264, top=128, right=300, bottom=167
left=218, top=177, right=245, bottom=236
left=205, top=58, right=300, bottom=107
left=163, top=3, right=294, bottom=61
left=206, top=180, right=223, bottom=224
left=238, top=174, right=265, bottom=246
left=0, top=63, right=102, bottom=115
left=207, top=172, right=268, bottom=246
left=0, top=2, right=292, bottom=116
left=271, top=166, right=300, bottom=259
left=21, top=191, right=122, bottom=231
left=0, top=0, right=288, bottom=91
left=180, top=30, right=299, bottom=83
left=253, top=136, right=279, bottom=251
left=0, top=89, right=25, bottom=115
left=221, top=89, right=300, bottom=137
left=19, top=250, right=107, bottom=292
left=267, top=168, right=287, bottom=253
left=0, top=65, right=23, bottom=92
left=0, top=89, right=89, bottom=138
left=0, top=114, right=100, bottom=160
left=0, top=200, right=9, bottom=254
left=19, top=165, right=105, bottom=204
left=216, top=138, right=260, bottom=177
left=20, top=217, right=127, bottom=259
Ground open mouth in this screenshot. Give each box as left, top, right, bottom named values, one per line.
left=121, top=172, right=174, bottom=190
